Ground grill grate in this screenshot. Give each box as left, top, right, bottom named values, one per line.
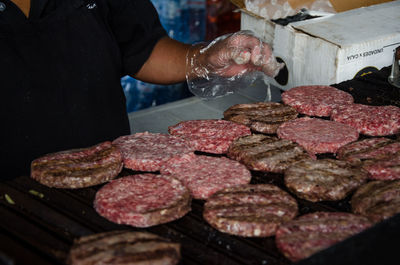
left=0, top=167, right=364, bottom=265
left=1, top=67, right=399, bottom=265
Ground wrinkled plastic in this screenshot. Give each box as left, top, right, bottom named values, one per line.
left=244, top=0, right=336, bottom=20
left=186, top=30, right=284, bottom=99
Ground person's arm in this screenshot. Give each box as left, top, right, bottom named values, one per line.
left=133, top=37, right=190, bottom=84
left=134, top=31, right=284, bottom=98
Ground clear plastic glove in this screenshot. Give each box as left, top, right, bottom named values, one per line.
left=186, top=30, right=284, bottom=99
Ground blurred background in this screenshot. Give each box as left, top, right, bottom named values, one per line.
left=121, top=0, right=241, bottom=113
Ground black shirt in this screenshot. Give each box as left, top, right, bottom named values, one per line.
left=0, top=0, right=167, bottom=177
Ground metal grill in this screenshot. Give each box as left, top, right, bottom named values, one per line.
left=1, top=66, right=399, bottom=265
left=0, top=165, right=368, bottom=265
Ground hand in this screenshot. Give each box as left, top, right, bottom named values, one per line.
left=186, top=30, right=284, bottom=98
left=187, top=30, right=283, bottom=79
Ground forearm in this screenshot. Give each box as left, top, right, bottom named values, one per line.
left=133, top=37, right=192, bottom=84
left=133, top=31, right=283, bottom=91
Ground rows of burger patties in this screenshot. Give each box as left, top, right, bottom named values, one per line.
left=30, top=85, right=400, bottom=264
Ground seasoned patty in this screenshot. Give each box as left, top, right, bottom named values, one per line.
left=284, top=159, right=368, bottom=202
left=223, top=102, right=298, bottom=134
left=30, top=141, right=123, bottom=189
left=351, top=180, right=400, bottom=223
left=94, top=174, right=191, bottom=227
left=168, top=119, right=251, bottom=154
left=67, top=230, right=180, bottom=265
left=227, top=134, right=311, bottom=173
left=336, top=137, right=400, bottom=180
left=281, top=85, right=354, bottom=117
left=275, top=212, right=371, bottom=262
left=331, top=104, right=400, bottom=136
left=203, top=184, right=298, bottom=237
left=277, top=117, right=359, bottom=154
left=112, top=132, right=195, bottom=172
left=160, top=153, right=251, bottom=200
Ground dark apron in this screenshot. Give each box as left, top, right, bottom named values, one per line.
left=0, top=0, right=130, bottom=177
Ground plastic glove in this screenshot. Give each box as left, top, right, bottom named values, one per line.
left=186, top=30, right=284, bottom=99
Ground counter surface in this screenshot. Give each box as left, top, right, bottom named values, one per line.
left=128, top=79, right=281, bottom=133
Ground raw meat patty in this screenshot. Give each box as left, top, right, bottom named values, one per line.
left=227, top=134, right=311, bottom=173
left=337, top=137, right=400, bottom=180
left=365, top=157, right=400, bottom=180
left=277, top=117, right=359, bottom=154
left=284, top=159, right=368, bottom=202
left=275, top=212, right=371, bottom=262
left=203, top=184, right=298, bottom=237
left=94, top=174, right=191, bottom=227
left=67, top=230, right=180, bottom=265
left=168, top=119, right=251, bottom=154
left=331, top=104, right=400, bottom=136
left=351, top=180, right=400, bottom=223
left=160, top=153, right=251, bottom=200
left=281, top=85, right=354, bottom=117
left=30, top=141, right=122, bottom=189
left=223, top=102, right=298, bottom=134
left=112, top=132, right=195, bottom=172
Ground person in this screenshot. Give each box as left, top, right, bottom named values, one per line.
left=1, top=0, right=282, bottom=178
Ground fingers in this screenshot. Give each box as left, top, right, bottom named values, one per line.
left=250, top=45, right=263, bottom=66
left=232, top=49, right=251, bottom=65
left=231, top=33, right=283, bottom=77
left=228, top=32, right=274, bottom=67
left=196, top=30, right=283, bottom=78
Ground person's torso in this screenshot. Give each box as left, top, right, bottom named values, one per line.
left=0, top=0, right=130, bottom=176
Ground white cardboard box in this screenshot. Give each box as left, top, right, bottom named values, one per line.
left=239, top=0, right=400, bottom=90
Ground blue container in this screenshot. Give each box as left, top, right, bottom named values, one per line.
left=121, top=76, right=154, bottom=113
left=157, top=0, right=185, bottom=42
left=121, top=76, right=137, bottom=113
left=181, top=0, right=206, bottom=44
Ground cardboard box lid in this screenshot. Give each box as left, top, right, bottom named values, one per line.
left=326, top=0, right=393, bottom=12
left=231, top=0, right=265, bottom=20
left=231, top=0, right=395, bottom=17
left=288, top=0, right=393, bottom=12
left=291, top=1, right=400, bottom=47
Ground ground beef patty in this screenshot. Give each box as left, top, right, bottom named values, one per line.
left=30, top=141, right=123, bottom=189
left=227, top=134, right=311, bottom=173
left=351, top=180, right=400, bottom=223
left=337, top=137, right=400, bottom=180
left=112, top=132, right=195, bottom=172
left=67, top=230, right=180, bottom=265
left=331, top=104, right=400, bottom=136
left=281, top=85, right=354, bottom=117
left=203, top=184, right=298, bottom=237
left=168, top=119, right=251, bottom=154
left=94, top=174, right=191, bottom=227
left=160, top=153, right=251, bottom=200
left=365, top=157, right=400, bottom=180
left=223, top=102, right=298, bottom=134
left=275, top=212, right=371, bottom=262
left=277, top=117, right=359, bottom=154
left=284, top=159, right=368, bottom=202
